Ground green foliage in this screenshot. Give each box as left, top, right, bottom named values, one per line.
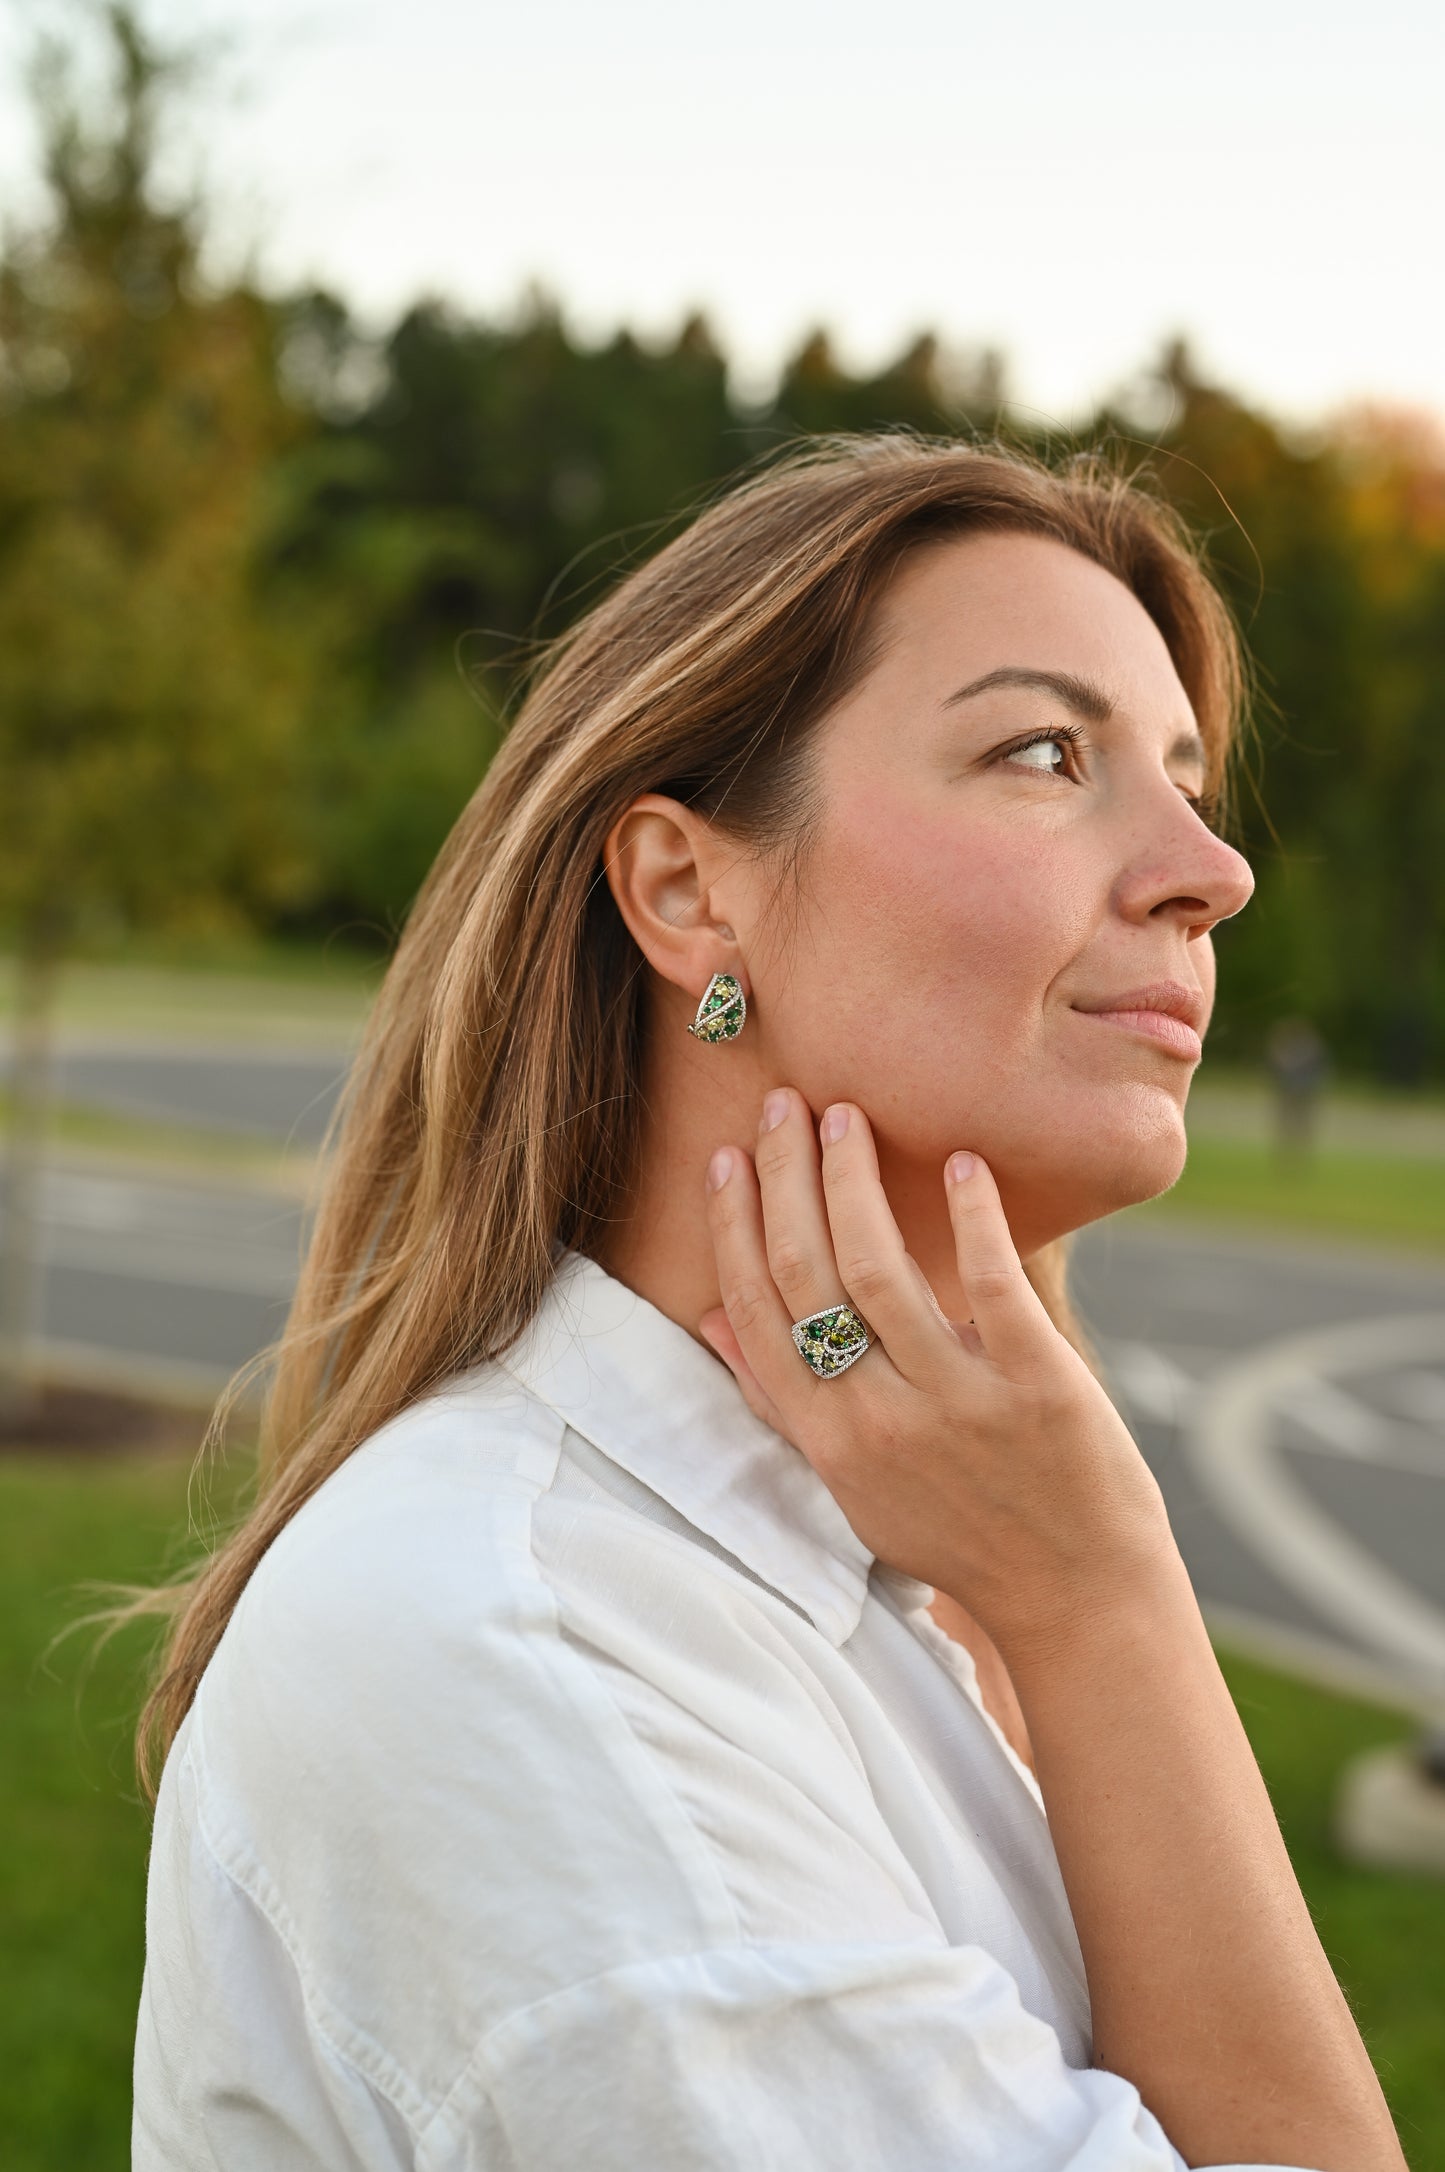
left=308, top=660, right=502, bottom=934
left=770, top=327, right=1008, bottom=442
left=0, top=3, right=321, bottom=950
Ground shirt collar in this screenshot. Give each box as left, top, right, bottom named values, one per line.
left=494, top=1249, right=875, bottom=1645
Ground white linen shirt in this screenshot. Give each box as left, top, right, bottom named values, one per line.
left=134, top=1249, right=1317, bottom=2171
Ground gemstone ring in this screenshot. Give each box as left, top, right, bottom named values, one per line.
left=790, top=1302, right=873, bottom=1380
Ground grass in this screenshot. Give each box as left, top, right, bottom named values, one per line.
left=1, top=1450, right=1443, bottom=2168
left=1136, top=1133, right=1445, bottom=1258
left=1214, top=1647, right=1445, bottom=2169
left=0, top=1443, right=247, bottom=2171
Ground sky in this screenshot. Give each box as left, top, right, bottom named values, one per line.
left=2, top=0, right=1443, bottom=429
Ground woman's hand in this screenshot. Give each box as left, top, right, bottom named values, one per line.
left=697, top=1089, right=1175, bottom=1666
left=701, top=1091, right=1411, bottom=2172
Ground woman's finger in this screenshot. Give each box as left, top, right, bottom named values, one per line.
left=752, top=1088, right=856, bottom=1326
left=818, top=1103, right=958, bottom=1378
left=943, top=1150, right=1054, bottom=1379
left=703, top=1144, right=826, bottom=1432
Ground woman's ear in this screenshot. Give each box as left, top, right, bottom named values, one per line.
left=602, top=794, right=751, bottom=1003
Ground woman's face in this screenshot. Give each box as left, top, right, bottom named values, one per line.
left=738, top=529, right=1255, bottom=1249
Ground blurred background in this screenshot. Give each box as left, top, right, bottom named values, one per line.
left=1, top=1, right=1444, bottom=2165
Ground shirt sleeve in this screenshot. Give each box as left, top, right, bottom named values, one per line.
left=423, top=1938, right=1323, bottom=2172
left=132, top=1732, right=450, bottom=2172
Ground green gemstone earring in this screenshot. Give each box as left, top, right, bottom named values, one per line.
left=686, top=972, right=746, bottom=1044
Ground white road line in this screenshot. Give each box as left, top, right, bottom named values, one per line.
left=1102, top=1342, right=1199, bottom=1424
left=1184, top=1313, right=1445, bottom=1702
left=1380, top=1369, right=1445, bottom=1428
left=1107, top=1335, right=1445, bottom=1476
left=1272, top=1376, right=1396, bottom=1459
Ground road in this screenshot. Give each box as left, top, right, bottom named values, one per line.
left=1072, top=1217, right=1445, bottom=1710
left=44, top=1040, right=351, bottom=1146
left=9, top=1040, right=1445, bottom=1715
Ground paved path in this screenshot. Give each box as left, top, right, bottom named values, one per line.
left=1072, top=1217, right=1445, bottom=1711
left=42, top=1040, right=352, bottom=1148
left=8, top=1163, right=301, bottom=1413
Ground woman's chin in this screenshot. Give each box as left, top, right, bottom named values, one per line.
left=996, top=1109, right=1189, bottom=1248
left=1105, top=1097, right=1190, bottom=1202
left=1108, top=1136, right=1189, bottom=1213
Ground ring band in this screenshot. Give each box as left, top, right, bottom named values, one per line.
left=791, top=1303, right=872, bottom=1380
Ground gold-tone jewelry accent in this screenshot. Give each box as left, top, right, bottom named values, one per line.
left=686, top=972, right=746, bottom=1043
left=791, top=1303, right=872, bottom=1379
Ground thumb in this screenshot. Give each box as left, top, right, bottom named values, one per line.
left=698, top=1306, right=789, bottom=1435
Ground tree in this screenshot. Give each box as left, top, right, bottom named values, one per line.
left=771, top=326, right=1006, bottom=440
left=0, top=2, right=317, bottom=1422
left=264, top=287, right=742, bottom=931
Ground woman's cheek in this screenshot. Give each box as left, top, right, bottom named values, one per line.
left=800, top=787, right=1100, bottom=1082
left=846, top=814, right=1069, bottom=999
left=800, top=823, right=1053, bottom=1106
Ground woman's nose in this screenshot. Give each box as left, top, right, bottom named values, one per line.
left=1115, top=796, right=1255, bottom=933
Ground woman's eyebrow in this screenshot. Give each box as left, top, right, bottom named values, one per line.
left=942, top=665, right=1114, bottom=720
left=941, top=665, right=1206, bottom=765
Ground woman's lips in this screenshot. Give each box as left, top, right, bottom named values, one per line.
left=1072, top=1007, right=1203, bottom=1061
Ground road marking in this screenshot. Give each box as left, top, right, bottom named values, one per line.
left=1272, top=1375, right=1396, bottom=1459
left=1103, top=1341, right=1199, bottom=1424
left=1380, top=1369, right=1445, bottom=1428
left=1107, top=1335, right=1445, bottom=1477
left=1184, top=1313, right=1445, bottom=1702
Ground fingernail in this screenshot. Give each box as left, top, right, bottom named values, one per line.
left=946, top=1151, right=977, bottom=1185
left=761, top=1091, right=789, bottom=1134
left=707, top=1147, right=734, bottom=1191
left=821, top=1104, right=849, bottom=1146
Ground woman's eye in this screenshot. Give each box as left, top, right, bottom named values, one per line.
left=1004, top=734, right=1072, bottom=777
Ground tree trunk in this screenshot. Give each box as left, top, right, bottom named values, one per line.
left=0, top=930, right=61, bottom=1431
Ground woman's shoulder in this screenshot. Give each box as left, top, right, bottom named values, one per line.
left=151, top=1368, right=734, bottom=2122
left=186, top=1368, right=576, bottom=1835
left=206, top=1366, right=565, bottom=1702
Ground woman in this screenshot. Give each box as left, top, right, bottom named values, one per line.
left=131, top=435, right=1405, bottom=2170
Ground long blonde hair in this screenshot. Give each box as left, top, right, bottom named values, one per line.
left=123, top=431, right=1248, bottom=1800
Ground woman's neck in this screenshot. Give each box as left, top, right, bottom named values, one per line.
left=591, top=1034, right=975, bottom=1345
